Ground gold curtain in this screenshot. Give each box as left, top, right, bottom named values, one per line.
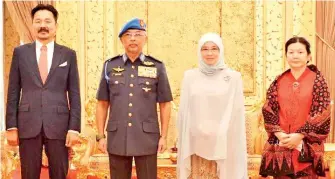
left=5, top=1, right=55, bottom=44
left=315, top=1, right=335, bottom=142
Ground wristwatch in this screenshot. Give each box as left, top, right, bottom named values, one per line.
left=96, top=134, right=106, bottom=142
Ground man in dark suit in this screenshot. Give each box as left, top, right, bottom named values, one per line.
left=95, top=18, right=172, bottom=179
left=5, top=4, right=81, bottom=179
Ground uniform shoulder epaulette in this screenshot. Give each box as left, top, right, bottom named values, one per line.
left=105, top=55, right=122, bottom=63
left=145, top=55, right=162, bottom=63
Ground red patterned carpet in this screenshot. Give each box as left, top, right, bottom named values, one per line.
left=11, top=168, right=330, bottom=179
left=260, top=173, right=331, bottom=179
left=11, top=168, right=77, bottom=179
left=11, top=168, right=141, bottom=179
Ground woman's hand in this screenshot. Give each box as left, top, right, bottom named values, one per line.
left=275, top=132, right=289, bottom=141
left=279, top=133, right=304, bottom=149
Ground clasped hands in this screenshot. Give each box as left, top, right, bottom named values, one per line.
left=275, top=132, right=304, bottom=150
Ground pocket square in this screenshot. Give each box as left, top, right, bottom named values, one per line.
left=59, top=61, right=67, bottom=67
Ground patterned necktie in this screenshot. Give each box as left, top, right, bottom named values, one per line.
left=39, top=45, right=48, bottom=84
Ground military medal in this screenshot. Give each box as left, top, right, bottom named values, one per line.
left=138, top=66, right=157, bottom=78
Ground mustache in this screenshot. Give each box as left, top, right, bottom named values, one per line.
left=38, top=27, right=49, bottom=33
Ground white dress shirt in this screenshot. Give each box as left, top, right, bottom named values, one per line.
left=36, top=40, right=54, bottom=73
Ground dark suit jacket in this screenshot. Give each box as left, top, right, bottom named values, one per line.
left=6, top=42, right=81, bottom=140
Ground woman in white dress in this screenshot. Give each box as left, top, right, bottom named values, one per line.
left=177, top=33, right=248, bottom=179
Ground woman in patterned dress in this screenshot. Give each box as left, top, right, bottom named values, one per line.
left=177, top=33, right=248, bottom=179
left=259, top=37, right=331, bottom=179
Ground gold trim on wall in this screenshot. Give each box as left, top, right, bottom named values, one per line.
left=221, top=1, right=256, bottom=96
left=79, top=2, right=86, bottom=131
left=2, top=1, right=313, bottom=145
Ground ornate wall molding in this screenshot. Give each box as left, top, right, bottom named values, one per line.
left=3, top=1, right=315, bottom=149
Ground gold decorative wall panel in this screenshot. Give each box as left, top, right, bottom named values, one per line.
left=292, top=1, right=314, bottom=40
left=147, top=1, right=222, bottom=147
left=104, top=2, right=117, bottom=59
left=3, top=1, right=319, bottom=178
left=147, top=1, right=221, bottom=103
left=3, top=4, right=20, bottom=105
left=253, top=0, right=265, bottom=102
left=56, top=2, right=80, bottom=50
left=290, top=1, right=315, bottom=64
left=85, top=1, right=105, bottom=100
left=114, top=2, right=147, bottom=54
left=56, top=1, right=86, bottom=130
left=221, top=1, right=255, bottom=95
left=3, top=1, right=316, bottom=150
left=264, top=1, right=286, bottom=89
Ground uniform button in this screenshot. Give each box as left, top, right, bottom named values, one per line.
left=131, top=74, right=134, bottom=78
left=130, top=84, right=134, bottom=87
left=115, top=81, right=119, bottom=84
left=129, top=103, right=133, bottom=107
left=132, top=66, right=135, bottom=69
left=128, top=113, right=132, bottom=117
left=129, top=93, right=133, bottom=97
left=146, top=81, right=149, bottom=85
left=128, top=122, right=132, bottom=127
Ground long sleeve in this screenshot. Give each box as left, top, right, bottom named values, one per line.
left=296, top=73, right=331, bottom=143
left=295, top=72, right=331, bottom=176
left=6, top=48, right=21, bottom=130
left=262, top=80, right=284, bottom=135
left=67, top=50, right=81, bottom=132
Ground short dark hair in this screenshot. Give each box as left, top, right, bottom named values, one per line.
left=31, top=4, right=58, bottom=22
left=285, top=36, right=311, bottom=55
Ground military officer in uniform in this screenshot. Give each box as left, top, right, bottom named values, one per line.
left=95, top=18, right=173, bottom=179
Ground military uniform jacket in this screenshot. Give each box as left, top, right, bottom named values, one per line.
left=96, top=54, right=173, bottom=156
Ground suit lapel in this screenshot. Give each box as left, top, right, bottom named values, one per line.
left=44, top=43, right=63, bottom=85
left=27, top=42, right=43, bottom=86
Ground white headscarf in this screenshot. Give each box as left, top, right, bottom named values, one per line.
left=198, top=33, right=227, bottom=75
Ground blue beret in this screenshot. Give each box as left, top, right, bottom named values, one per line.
left=118, top=18, right=146, bottom=37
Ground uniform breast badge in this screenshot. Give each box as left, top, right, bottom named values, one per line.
left=142, top=61, right=155, bottom=66
left=112, top=66, right=125, bottom=73
left=112, top=66, right=125, bottom=76
left=112, top=73, right=123, bottom=76
left=142, top=87, right=151, bottom=92
left=138, top=66, right=157, bottom=78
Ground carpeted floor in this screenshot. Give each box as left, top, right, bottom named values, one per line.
left=11, top=168, right=331, bottom=179
left=11, top=167, right=77, bottom=179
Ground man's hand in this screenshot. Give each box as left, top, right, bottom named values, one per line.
left=97, top=138, right=107, bottom=153
left=6, top=129, right=19, bottom=146
left=157, top=137, right=167, bottom=153
left=65, top=132, right=80, bottom=147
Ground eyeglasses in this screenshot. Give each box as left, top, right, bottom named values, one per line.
left=201, top=48, right=219, bottom=53
left=123, top=33, right=146, bottom=38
